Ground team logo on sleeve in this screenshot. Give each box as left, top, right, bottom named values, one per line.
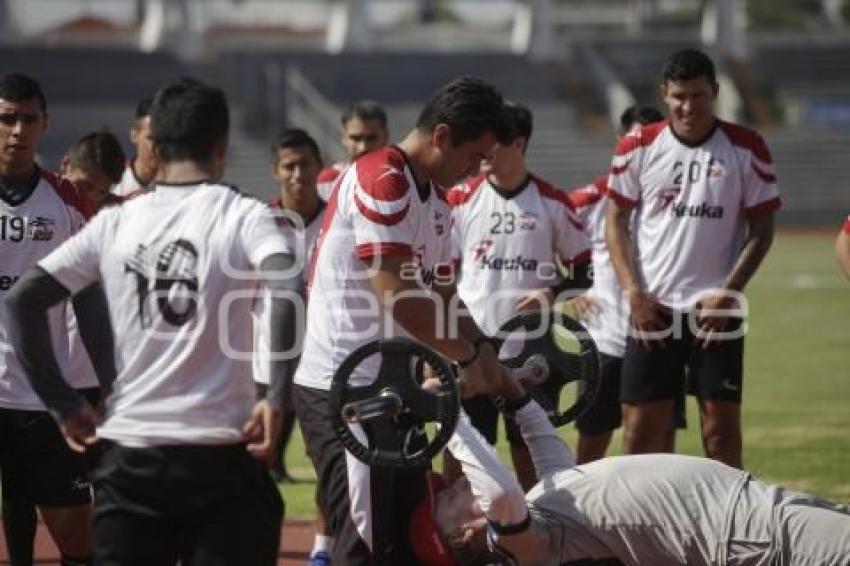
left=125, top=239, right=200, bottom=328
left=27, top=216, right=55, bottom=241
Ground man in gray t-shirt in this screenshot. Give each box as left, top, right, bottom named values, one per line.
left=409, top=372, right=850, bottom=565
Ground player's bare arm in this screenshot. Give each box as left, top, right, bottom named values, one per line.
left=695, top=211, right=775, bottom=348
left=370, top=254, right=508, bottom=397
left=606, top=197, right=670, bottom=349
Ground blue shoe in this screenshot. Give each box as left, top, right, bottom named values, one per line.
left=308, top=551, right=331, bottom=566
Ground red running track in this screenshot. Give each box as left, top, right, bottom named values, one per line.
left=0, top=518, right=315, bottom=565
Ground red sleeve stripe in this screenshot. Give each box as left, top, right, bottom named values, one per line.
left=317, top=166, right=343, bottom=183
left=535, top=176, right=574, bottom=210
left=356, top=242, right=413, bottom=260
left=566, top=177, right=607, bottom=210
left=610, top=160, right=631, bottom=176
left=446, top=174, right=486, bottom=208
left=751, top=162, right=777, bottom=184
left=355, top=149, right=410, bottom=202
left=354, top=192, right=408, bottom=226
left=745, top=196, right=782, bottom=218
left=720, top=121, right=774, bottom=164
left=607, top=189, right=637, bottom=209
left=844, top=216, right=850, bottom=233
left=613, top=121, right=667, bottom=157
left=40, top=169, right=93, bottom=220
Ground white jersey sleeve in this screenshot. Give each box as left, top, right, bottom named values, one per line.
left=39, top=209, right=110, bottom=294
left=607, top=123, right=663, bottom=207
left=542, top=181, right=590, bottom=264
left=349, top=158, right=415, bottom=260
left=720, top=123, right=781, bottom=215
left=238, top=199, right=295, bottom=267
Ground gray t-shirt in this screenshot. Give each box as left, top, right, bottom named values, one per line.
left=509, top=454, right=748, bottom=565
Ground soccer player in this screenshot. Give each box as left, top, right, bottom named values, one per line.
left=61, top=130, right=126, bottom=210
left=446, top=101, right=591, bottom=489
left=606, top=49, right=781, bottom=467
left=112, top=96, right=156, bottom=197
left=0, top=72, right=109, bottom=566
left=0, top=130, right=129, bottom=565
left=293, top=76, right=514, bottom=564
left=6, top=78, right=296, bottom=565
left=566, top=104, right=683, bottom=464
left=409, top=365, right=850, bottom=565
left=254, top=128, right=325, bottom=484
left=836, top=214, right=850, bottom=279
left=316, top=100, right=389, bottom=200
left=255, top=128, right=331, bottom=564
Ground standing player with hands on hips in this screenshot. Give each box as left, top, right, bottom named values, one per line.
left=6, top=78, right=299, bottom=566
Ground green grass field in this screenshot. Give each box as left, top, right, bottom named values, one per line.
left=279, top=232, right=850, bottom=518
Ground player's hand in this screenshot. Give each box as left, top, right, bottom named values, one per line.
left=628, top=290, right=672, bottom=350
left=60, top=403, right=101, bottom=453
left=695, top=291, right=739, bottom=349
left=564, top=294, right=600, bottom=320
left=243, top=399, right=283, bottom=465
left=514, top=287, right=555, bottom=312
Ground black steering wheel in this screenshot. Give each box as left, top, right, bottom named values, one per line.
left=329, top=338, right=459, bottom=468
left=492, top=310, right=600, bottom=427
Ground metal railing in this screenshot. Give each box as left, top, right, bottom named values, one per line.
left=264, top=61, right=345, bottom=163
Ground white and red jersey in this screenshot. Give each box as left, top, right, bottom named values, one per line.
left=39, top=183, right=290, bottom=447
left=317, top=162, right=347, bottom=201
left=608, top=120, right=781, bottom=309
left=843, top=214, right=850, bottom=233
left=252, top=199, right=325, bottom=385
left=112, top=160, right=149, bottom=198
left=567, top=177, right=629, bottom=357
left=448, top=174, right=591, bottom=337
left=294, top=146, right=452, bottom=390
left=0, top=170, right=91, bottom=410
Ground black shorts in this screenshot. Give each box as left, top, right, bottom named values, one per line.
left=576, top=353, right=623, bottom=434
left=295, top=384, right=426, bottom=566
left=462, top=394, right=499, bottom=445
left=93, top=442, right=282, bottom=566
left=622, top=313, right=744, bottom=404
left=0, top=389, right=101, bottom=507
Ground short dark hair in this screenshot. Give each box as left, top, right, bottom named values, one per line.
left=135, top=97, right=153, bottom=120
left=504, top=101, right=533, bottom=144
left=415, top=76, right=513, bottom=146
left=619, top=105, right=664, bottom=134
left=0, top=73, right=47, bottom=115
left=66, top=130, right=126, bottom=183
left=149, top=78, right=229, bottom=163
left=270, top=128, right=322, bottom=164
left=662, top=48, right=717, bottom=84
left=341, top=100, right=388, bottom=129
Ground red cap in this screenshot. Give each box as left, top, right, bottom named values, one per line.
left=409, top=472, right=456, bottom=566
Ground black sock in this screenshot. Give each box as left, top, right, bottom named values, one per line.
left=2, top=497, right=38, bottom=566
